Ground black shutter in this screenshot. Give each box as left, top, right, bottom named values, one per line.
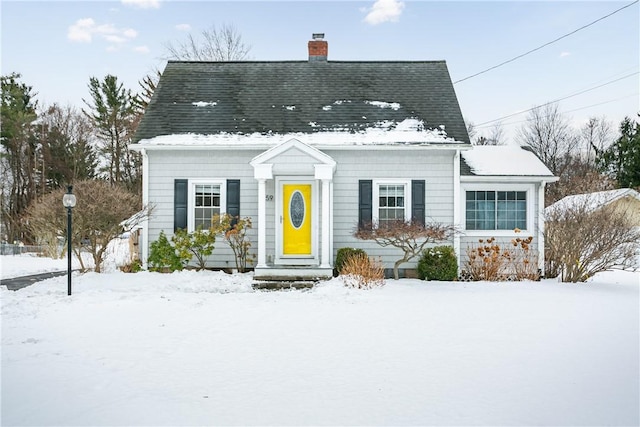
left=226, top=179, right=240, bottom=226
left=412, top=180, right=426, bottom=226
left=358, top=180, right=373, bottom=230
left=174, top=179, right=188, bottom=231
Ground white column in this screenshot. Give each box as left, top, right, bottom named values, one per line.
left=257, top=178, right=267, bottom=268
left=320, top=178, right=331, bottom=268
left=141, top=148, right=150, bottom=269
left=453, top=149, right=461, bottom=271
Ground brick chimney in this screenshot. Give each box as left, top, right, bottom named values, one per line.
left=308, top=33, right=328, bottom=61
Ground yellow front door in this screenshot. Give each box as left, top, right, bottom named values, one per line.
left=283, top=184, right=312, bottom=255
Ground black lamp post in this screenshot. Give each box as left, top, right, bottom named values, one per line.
left=62, top=185, right=76, bottom=296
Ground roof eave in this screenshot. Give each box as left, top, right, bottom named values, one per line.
left=130, top=142, right=473, bottom=152
left=460, top=175, right=559, bottom=183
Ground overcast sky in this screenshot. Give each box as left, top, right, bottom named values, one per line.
left=2, top=0, right=638, bottom=142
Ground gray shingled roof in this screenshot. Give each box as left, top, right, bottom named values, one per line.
left=134, top=60, right=471, bottom=144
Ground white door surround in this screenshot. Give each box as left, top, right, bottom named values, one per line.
left=250, top=139, right=336, bottom=272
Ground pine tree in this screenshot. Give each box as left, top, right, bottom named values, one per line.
left=82, top=75, right=141, bottom=193
left=1, top=73, right=38, bottom=242
left=597, top=117, right=640, bottom=189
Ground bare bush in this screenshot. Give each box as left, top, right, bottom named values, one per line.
left=355, top=219, right=455, bottom=280
left=545, top=197, right=640, bottom=282
left=340, top=253, right=385, bottom=289
left=465, top=237, right=506, bottom=281
left=464, top=232, right=539, bottom=281
left=26, top=180, right=152, bottom=272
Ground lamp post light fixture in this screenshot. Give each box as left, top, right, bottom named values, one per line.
left=62, top=185, right=76, bottom=296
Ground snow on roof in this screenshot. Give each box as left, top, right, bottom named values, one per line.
left=545, top=188, right=640, bottom=215
left=364, top=100, right=401, bottom=110
left=192, top=101, right=217, bottom=107
left=461, top=145, right=554, bottom=176
left=135, top=118, right=461, bottom=147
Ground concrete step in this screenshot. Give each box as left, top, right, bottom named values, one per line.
left=252, top=280, right=317, bottom=290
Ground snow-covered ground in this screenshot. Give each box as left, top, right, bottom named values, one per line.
left=1, top=237, right=130, bottom=279
left=1, top=255, right=639, bottom=426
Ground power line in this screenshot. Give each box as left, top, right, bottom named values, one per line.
left=474, top=71, right=639, bottom=127
left=474, top=93, right=639, bottom=130
left=453, top=0, right=639, bottom=84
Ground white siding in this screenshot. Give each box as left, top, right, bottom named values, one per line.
left=458, top=181, right=543, bottom=275
left=147, top=150, right=260, bottom=269
left=326, top=149, right=455, bottom=270
left=146, top=147, right=457, bottom=271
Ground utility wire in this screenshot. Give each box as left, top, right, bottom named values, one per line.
left=474, top=93, right=639, bottom=130
left=453, top=0, right=639, bottom=84
left=474, top=71, right=639, bottom=127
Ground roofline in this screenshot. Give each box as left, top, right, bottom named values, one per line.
left=460, top=175, right=559, bottom=183
left=130, top=143, right=472, bottom=152
left=166, top=60, right=449, bottom=65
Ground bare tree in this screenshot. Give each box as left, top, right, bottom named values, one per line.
left=475, top=122, right=505, bottom=146
left=38, top=104, right=97, bottom=190
left=26, top=180, right=152, bottom=272
left=135, top=67, right=163, bottom=111
left=517, top=103, right=577, bottom=175
left=545, top=154, right=616, bottom=206
left=581, top=116, right=613, bottom=161
left=354, top=219, right=455, bottom=280
left=465, top=119, right=477, bottom=142
left=545, top=195, right=640, bottom=282
left=164, top=23, right=251, bottom=61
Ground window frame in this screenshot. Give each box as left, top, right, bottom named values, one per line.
left=461, top=184, right=533, bottom=235
left=187, top=179, right=227, bottom=232
left=372, top=179, right=412, bottom=225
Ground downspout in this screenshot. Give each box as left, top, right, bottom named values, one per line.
left=453, top=149, right=461, bottom=272
left=141, top=148, right=149, bottom=269
left=538, top=181, right=546, bottom=276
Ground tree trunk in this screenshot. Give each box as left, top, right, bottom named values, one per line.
left=393, top=260, right=403, bottom=280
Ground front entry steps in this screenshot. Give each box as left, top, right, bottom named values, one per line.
left=252, top=266, right=333, bottom=290
left=252, top=280, right=317, bottom=290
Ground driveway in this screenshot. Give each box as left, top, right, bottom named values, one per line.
left=1, top=271, right=68, bottom=291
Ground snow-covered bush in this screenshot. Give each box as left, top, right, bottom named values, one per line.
left=417, top=245, right=458, bottom=281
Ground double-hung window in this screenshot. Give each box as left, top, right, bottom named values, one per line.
left=189, top=181, right=226, bottom=230
left=374, top=181, right=411, bottom=226
left=466, top=190, right=527, bottom=230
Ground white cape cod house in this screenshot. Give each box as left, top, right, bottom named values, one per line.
left=130, top=35, right=557, bottom=279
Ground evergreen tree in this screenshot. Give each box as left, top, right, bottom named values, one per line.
left=598, top=117, right=640, bottom=189
left=1, top=73, right=38, bottom=242
left=38, top=104, right=97, bottom=189
left=82, top=75, right=141, bottom=193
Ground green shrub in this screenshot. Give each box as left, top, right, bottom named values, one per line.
left=417, top=245, right=458, bottom=281
left=172, top=227, right=216, bottom=270
left=148, top=231, right=186, bottom=272
left=335, top=247, right=367, bottom=273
